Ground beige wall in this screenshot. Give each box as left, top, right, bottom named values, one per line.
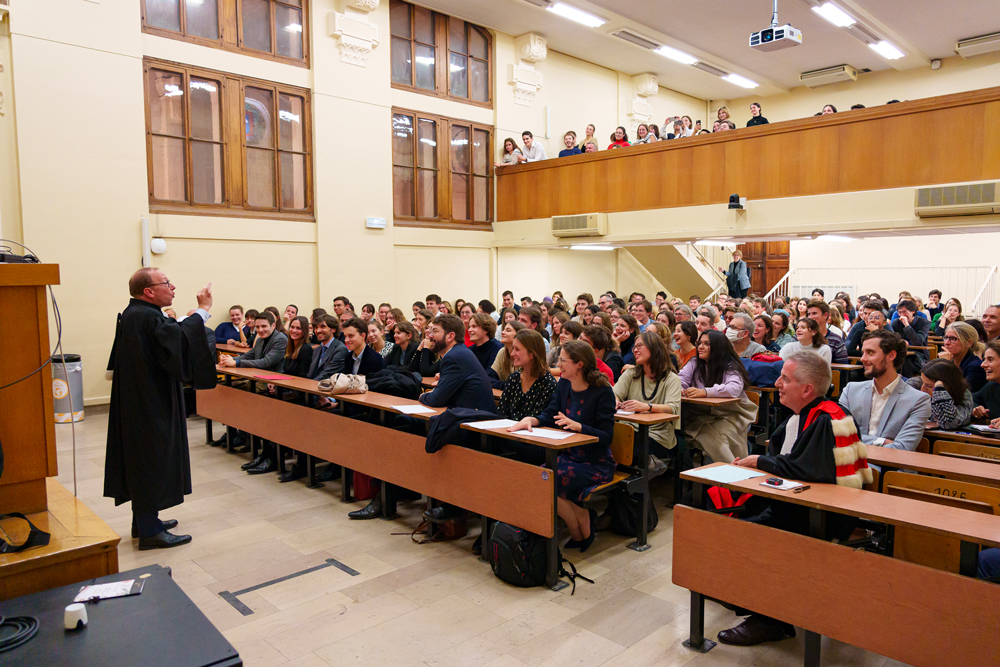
left=0, top=22, right=21, bottom=246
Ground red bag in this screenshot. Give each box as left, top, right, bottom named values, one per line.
left=750, top=352, right=782, bottom=363
left=352, top=472, right=379, bottom=500
left=707, top=486, right=752, bottom=518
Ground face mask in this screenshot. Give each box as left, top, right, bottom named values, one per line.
left=725, top=329, right=742, bottom=342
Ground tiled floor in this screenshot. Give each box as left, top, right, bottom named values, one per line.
left=55, top=407, right=911, bottom=667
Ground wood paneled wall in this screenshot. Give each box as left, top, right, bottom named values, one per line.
left=496, top=87, right=1000, bottom=222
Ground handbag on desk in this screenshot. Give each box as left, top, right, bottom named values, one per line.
left=317, top=373, right=367, bottom=395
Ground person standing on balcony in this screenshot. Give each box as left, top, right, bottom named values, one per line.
left=721, top=250, right=751, bottom=299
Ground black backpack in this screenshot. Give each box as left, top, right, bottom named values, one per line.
left=487, top=522, right=593, bottom=594
left=607, top=488, right=658, bottom=537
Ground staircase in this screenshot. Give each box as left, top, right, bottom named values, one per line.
left=623, top=244, right=728, bottom=302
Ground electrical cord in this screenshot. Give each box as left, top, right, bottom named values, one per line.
left=0, top=615, right=40, bottom=653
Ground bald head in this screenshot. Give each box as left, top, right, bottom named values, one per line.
left=129, top=267, right=174, bottom=307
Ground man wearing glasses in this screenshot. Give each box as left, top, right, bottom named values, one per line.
left=104, top=268, right=215, bottom=550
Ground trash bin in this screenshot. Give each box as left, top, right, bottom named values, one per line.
left=52, top=354, right=84, bottom=423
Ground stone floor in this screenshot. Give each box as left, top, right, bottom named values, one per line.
left=54, top=407, right=912, bottom=667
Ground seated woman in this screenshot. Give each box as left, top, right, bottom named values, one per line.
left=906, top=358, right=973, bottom=431
left=678, top=330, right=758, bottom=463
left=932, top=299, right=964, bottom=337
left=459, top=302, right=476, bottom=346
left=753, top=314, right=780, bottom=353
left=385, top=320, right=419, bottom=370
left=277, top=316, right=314, bottom=380
left=413, top=308, right=433, bottom=336
left=632, top=123, right=655, bottom=145
left=385, top=307, right=407, bottom=330
left=438, top=300, right=453, bottom=316
left=509, top=340, right=616, bottom=552
left=940, top=322, right=987, bottom=392
left=771, top=311, right=794, bottom=349
left=592, top=310, right=615, bottom=334
left=607, top=126, right=630, bottom=149
left=582, top=304, right=600, bottom=326
left=498, top=329, right=559, bottom=432
left=550, top=310, right=570, bottom=344
left=613, top=331, right=682, bottom=464
left=549, top=320, right=583, bottom=368
left=779, top=317, right=831, bottom=365
left=490, top=320, right=527, bottom=389
left=613, top=313, right=639, bottom=359
left=408, top=324, right=442, bottom=377
left=367, top=320, right=394, bottom=359
left=973, top=340, right=1000, bottom=427
left=240, top=309, right=260, bottom=348
left=673, top=321, right=698, bottom=369
left=495, top=137, right=523, bottom=166
left=495, top=307, right=518, bottom=340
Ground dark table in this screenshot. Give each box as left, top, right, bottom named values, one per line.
left=0, top=564, right=240, bottom=667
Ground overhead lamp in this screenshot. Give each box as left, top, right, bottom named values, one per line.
left=811, top=2, right=855, bottom=28
left=869, top=40, right=904, bottom=60
left=722, top=73, right=759, bottom=89
left=570, top=244, right=615, bottom=251
left=654, top=45, right=698, bottom=65
left=817, top=234, right=854, bottom=242
left=694, top=239, right=737, bottom=247
left=546, top=2, right=606, bottom=28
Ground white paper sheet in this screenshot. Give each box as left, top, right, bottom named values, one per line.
left=760, top=479, right=803, bottom=491
left=969, top=425, right=1000, bottom=434
left=74, top=580, right=136, bottom=602
left=685, top=465, right=767, bottom=484
left=466, top=419, right=519, bottom=430
left=512, top=429, right=574, bottom=440
left=616, top=410, right=635, bottom=415
left=393, top=404, right=436, bottom=414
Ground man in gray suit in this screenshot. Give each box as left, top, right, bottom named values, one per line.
left=839, top=330, right=931, bottom=451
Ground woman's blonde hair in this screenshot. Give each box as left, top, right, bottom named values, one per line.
left=947, top=321, right=986, bottom=358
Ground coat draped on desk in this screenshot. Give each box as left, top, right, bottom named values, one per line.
left=104, top=299, right=216, bottom=513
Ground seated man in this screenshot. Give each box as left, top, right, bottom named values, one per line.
left=468, top=312, right=502, bottom=370
left=215, top=304, right=248, bottom=344
left=722, top=351, right=872, bottom=646
left=218, top=311, right=287, bottom=372
left=727, top=312, right=767, bottom=358
left=343, top=317, right=386, bottom=377
left=891, top=298, right=930, bottom=378
left=839, top=330, right=931, bottom=451
left=806, top=299, right=848, bottom=363
left=846, top=300, right=885, bottom=357
left=984, top=304, right=1000, bottom=342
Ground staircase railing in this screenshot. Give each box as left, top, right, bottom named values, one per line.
left=970, top=266, right=999, bottom=318
left=765, top=269, right=794, bottom=305
left=689, top=244, right=729, bottom=296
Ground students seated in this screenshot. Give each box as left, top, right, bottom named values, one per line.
left=497, top=329, right=558, bottom=424
left=508, top=340, right=617, bottom=552
left=343, top=317, right=386, bottom=376
left=673, top=321, right=698, bottom=369
left=215, top=304, right=249, bottom=344
left=495, top=137, right=523, bottom=166
left=727, top=312, right=767, bottom=358
left=366, top=319, right=394, bottom=359
left=678, top=330, right=758, bottom=463
left=973, top=340, right=1000, bottom=427
left=906, top=358, right=973, bottom=431
left=308, top=314, right=350, bottom=382
left=572, top=293, right=594, bottom=322
left=891, top=298, right=930, bottom=377
left=607, top=126, right=629, bottom=149
left=384, top=320, right=419, bottom=370
left=613, top=313, right=638, bottom=359
left=753, top=314, right=780, bottom=353
left=673, top=304, right=694, bottom=323
left=780, top=317, right=831, bottom=365
left=983, top=304, right=1000, bottom=342
left=490, top=320, right=527, bottom=388
left=269, top=316, right=315, bottom=480
left=218, top=311, right=287, bottom=371
left=416, top=315, right=495, bottom=411
left=581, top=324, right=620, bottom=382
left=550, top=319, right=581, bottom=367
left=517, top=306, right=550, bottom=351
left=458, top=302, right=475, bottom=345
left=846, top=300, right=886, bottom=356
left=467, top=312, right=502, bottom=370
left=932, top=299, right=963, bottom=336
left=806, top=299, right=848, bottom=363
left=408, top=323, right=442, bottom=377
left=559, top=130, right=582, bottom=157
left=695, top=309, right=714, bottom=335
left=632, top=123, right=655, bottom=145
left=940, top=322, right=987, bottom=392
left=613, top=331, right=682, bottom=461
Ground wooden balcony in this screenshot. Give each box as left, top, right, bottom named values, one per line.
left=496, top=86, right=1000, bottom=222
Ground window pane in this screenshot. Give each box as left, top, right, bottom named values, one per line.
left=469, top=26, right=487, bottom=60
left=451, top=174, right=468, bottom=221
left=474, top=176, right=489, bottom=222
left=449, top=19, right=467, bottom=54
left=470, top=59, right=487, bottom=102
left=414, top=44, right=435, bottom=90
left=278, top=94, right=304, bottom=151
left=389, top=0, right=410, bottom=39
left=472, top=129, right=488, bottom=175
left=242, top=0, right=272, bottom=52
left=246, top=147, right=275, bottom=207
left=148, top=69, right=184, bottom=136
left=275, top=5, right=303, bottom=59
left=392, top=114, right=414, bottom=167
left=280, top=152, right=307, bottom=209
left=245, top=87, right=274, bottom=148
left=414, top=6, right=434, bottom=44
left=450, top=124, right=469, bottom=173
left=191, top=141, right=224, bottom=204
left=145, top=0, right=180, bottom=31
left=189, top=78, right=222, bottom=141
left=391, top=36, right=412, bottom=85
left=151, top=136, right=186, bottom=201
left=418, top=169, right=437, bottom=218
left=417, top=118, right=436, bottom=168
left=449, top=53, right=467, bottom=98
left=393, top=166, right=414, bottom=217
left=186, top=0, right=219, bottom=39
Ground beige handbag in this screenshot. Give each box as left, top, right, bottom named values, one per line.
left=317, top=373, right=368, bottom=395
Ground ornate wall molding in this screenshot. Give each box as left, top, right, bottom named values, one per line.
left=514, top=33, right=547, bottom=63
left=346, top=0, right=379, bottom=11
left=634, top=73, right=658, bottom=98
left=627, top=98, right=653, bottom=131
left=509, top=33, right=546, bottom=107
left=328, top=8, right=380, bottom=67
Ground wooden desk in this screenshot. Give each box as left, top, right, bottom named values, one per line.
left=421, top=376, right=502, bottom=400
left=216, top=342, right=248, bottom=356
left=681, top=395, right=740, bottom=406
left=925, top=429, right=1000, bottom=448
left=867, top=446, right=1000, bottom=489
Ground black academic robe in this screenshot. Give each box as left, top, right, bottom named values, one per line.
left=104, top=299, right=216, bottom=513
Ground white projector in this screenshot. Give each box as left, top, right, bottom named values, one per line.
left=750, top=24, right=802, bottom=51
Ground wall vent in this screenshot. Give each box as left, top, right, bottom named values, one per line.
left=551, top=213, right=608, bottom=237
left=915, top=182, right=1000, bottom=217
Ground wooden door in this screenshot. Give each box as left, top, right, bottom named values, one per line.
left=737, top=241, right=789, bottom=296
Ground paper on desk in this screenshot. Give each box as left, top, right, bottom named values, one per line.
left=969, top=425, right=1000, bottom=434
left=466, top=419, right=519, bottom=430
left=393, top=404, right=436, bottom=414
left=616, top=410, right=635, bottom=415
left=685, top=464, right=766, bottom=484
left=74, top=579, right=143, bottom=602
left=512, top=429, right=574, bottom=440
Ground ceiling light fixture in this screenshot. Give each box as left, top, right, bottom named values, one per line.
left=869, top=40, right=904, bottom=60
left=811, top=2, right=855, bottom=27
left=546, top=2, right=606, bottom=28
left=654, top=45, right=698, bottom=65
left=722, top=73, right=759, bottom=89
left=570, top=244, right=616, bottom=251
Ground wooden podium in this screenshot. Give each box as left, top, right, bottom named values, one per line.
left=0, top=263, right=60, bottom=514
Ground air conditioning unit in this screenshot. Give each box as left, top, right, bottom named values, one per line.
left=915, top=182, right=1000, bottom=218
left=957, top=32, right=1000, bottom=59
left=551, top=213, right=608, bottom=237
left=799, top=64, right=858, bottom=88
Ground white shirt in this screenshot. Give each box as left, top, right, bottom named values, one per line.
left=780, top=414, right=801, bottom=455
left=779, top=340, right=832, bottom=364
left=522, top=143, right=547, bottom=162
left=868, top=375, right=900, bottom=437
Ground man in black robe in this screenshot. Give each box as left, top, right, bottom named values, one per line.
left=104, top=268, right=216, bottom=550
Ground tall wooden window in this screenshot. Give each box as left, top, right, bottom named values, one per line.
left=144, top=59, right=313, bottom=220
left=141, top=0, right=308, bottom=67
left=389, top=0, right=492, bottom=108
left=392, top=108, right=492, bottom=227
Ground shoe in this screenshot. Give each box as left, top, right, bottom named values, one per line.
left=132, top=519, right=177, bottom=539
left=138, top=529, right=192, bottom=551
left=247, top=459, right=276, bottom=475
left=230, top=435, right=247, bottom=448
left=423, top=504, right=464, bottom=523
left=233, top=444, right=251, bottom=453
left=472, top=535, right=482, bottom=556
left=348, top=498, right=382, bottom=520
left=566, top=510, right=598, bottom=552
left=209, top=435, right=228, bottom=447
left=278, top=468, right=306, bottom=483
left=717, top=615, right=795, bottom=646
left=241, top=455, right=266, bottom=471
left=648, top=454, right=670, bottom=475
left=315, top=465, right=339, bottom=483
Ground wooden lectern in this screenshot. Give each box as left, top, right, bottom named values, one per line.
left=0, top=263, right=60, bottom=513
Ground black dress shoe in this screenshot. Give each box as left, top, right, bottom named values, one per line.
left=138, top=529, right=192, bottom=551
left=132, top=519, right=178, bottom=539
left=247, top=459, right=275, bottom=475
left=423, top=504, right=464, bottom=523
left=471, top=535, right=482, bottom=556
left=209, top=435, right=228, bottom=447
left=314, top=465, right=340, bottom=483
left=278, top=468, right=306, bottom=483
left=241, top=455, right=266, bottom=471
left=348, top=498, right=382, bottom=520
left=233, top=444, right=251, bottom=453
left=717, top=615, right=795, bottom=646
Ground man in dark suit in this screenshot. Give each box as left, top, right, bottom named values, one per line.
left=418, top=314, right=495, bottom=412
left=891, top=299, right=930, bottom=378
left=343, top=317, right=386, bottom=377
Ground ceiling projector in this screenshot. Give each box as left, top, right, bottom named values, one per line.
left=750, top=24, right=802, bottom=51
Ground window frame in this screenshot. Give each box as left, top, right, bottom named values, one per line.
left=391, top=106, right=493, bottom=230
left=143, top=57, right=314, bottom=221
left=140, top=0, right=310, bottom=69
left=389, top=0, right=493, bottom=109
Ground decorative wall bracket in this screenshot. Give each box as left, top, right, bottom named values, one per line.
left=508, top=33, right=546, bottom=107
left=328, top=1, right=380, bottom=67
left=627, top=73, right=657, bottom=130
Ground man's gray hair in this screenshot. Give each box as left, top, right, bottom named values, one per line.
left=675, top=304, right=694, bottom=318
left=786, top=351, right=831, bottom=395
left=730, top=312, right=753, bottom=332
left=698, top=305, right=718, bottom=320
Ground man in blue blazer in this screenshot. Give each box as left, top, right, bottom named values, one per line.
left=342, top=317, right=386, bottom=377
left=839, top=330, right=931, bottom=451
left=418, top=314, right=495, bottom=412
left=890, top=299, right=930, bottom=378
left=308, top=314, right=350, bottom=382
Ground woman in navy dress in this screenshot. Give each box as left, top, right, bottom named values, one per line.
left=509, top=340, right=616, bottom=552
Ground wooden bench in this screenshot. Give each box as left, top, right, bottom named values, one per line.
left=672, top=504, right=1000, bottom=666
left=867, top=445, right=1000, bottom=489
left=933, top=439, right=1000, bottom=463
left=925, top=428, right=1000, bottom=449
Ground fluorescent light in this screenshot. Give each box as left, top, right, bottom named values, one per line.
left=722, top=73, right=759, bottom=89
left=570, top=244, right=615, bottom=251
left=695, top=239, right=737, bottom=247
left=869, top=40, right=904, bottom=60
left=812, top=2, right=855, bottom=27
left=654, top=45, right=698, bottom=65
left=817, top=235, right=854, bottom=242
left=546, top=2, right=606, bottom=28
